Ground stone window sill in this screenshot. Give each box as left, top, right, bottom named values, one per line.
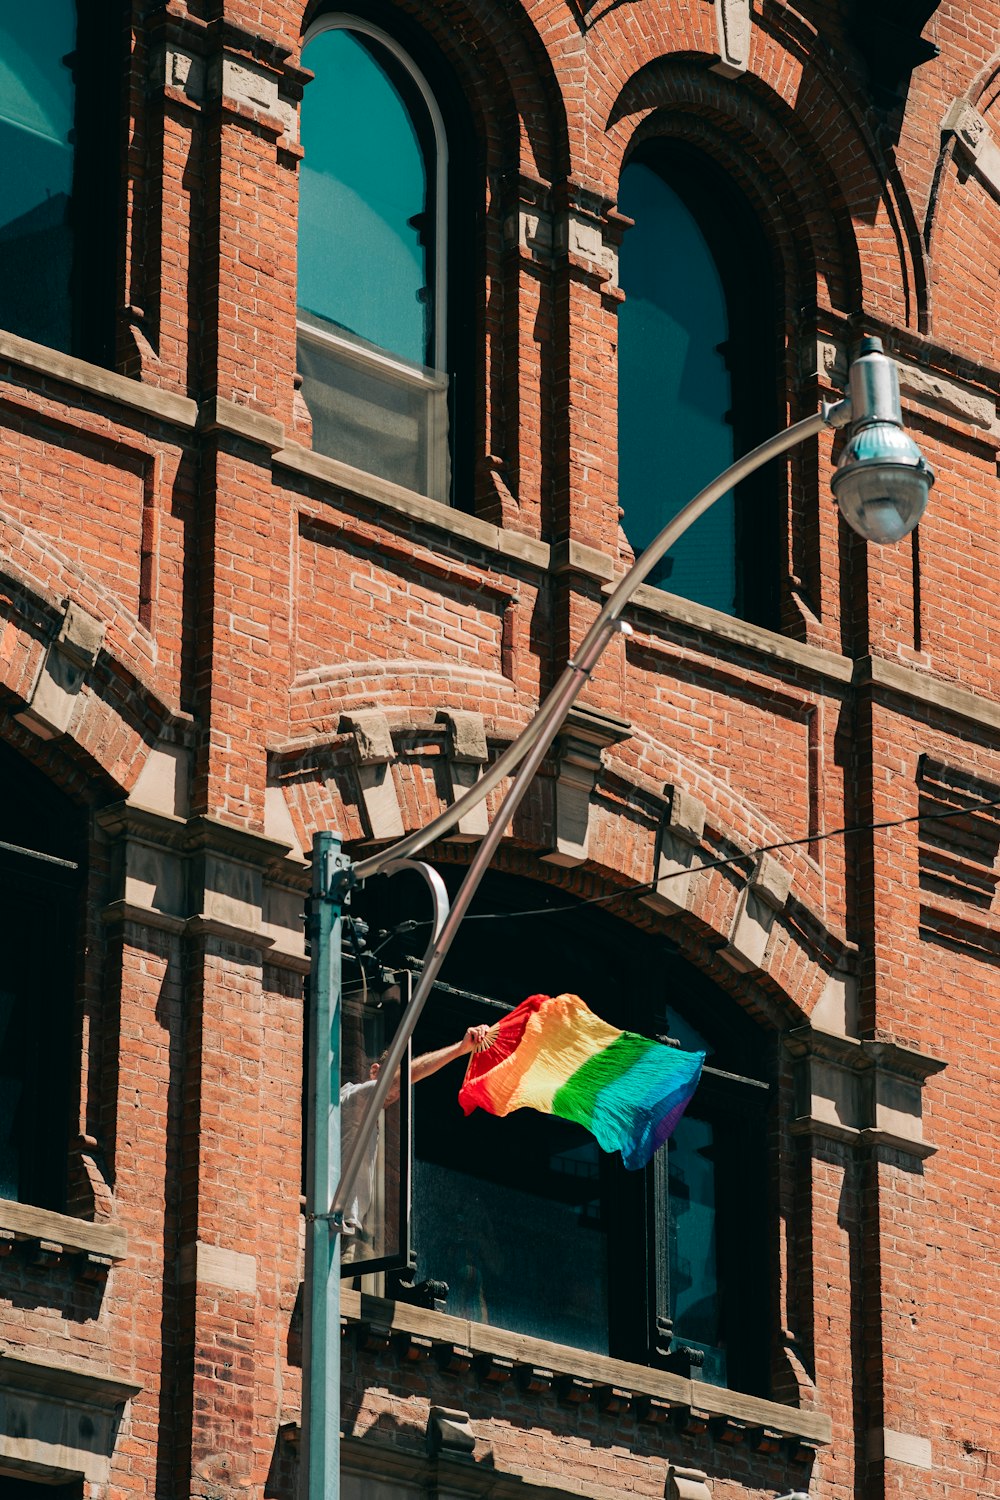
left=341, top=1288, right=831, bottom=1452
left=0, top=1197, right=126, bottom=1275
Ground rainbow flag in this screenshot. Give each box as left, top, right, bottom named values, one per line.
left=458, top=993, right=704, bottom=1170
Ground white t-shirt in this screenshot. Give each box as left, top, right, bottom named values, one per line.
left=339, top=1078, right=379, bottom=1239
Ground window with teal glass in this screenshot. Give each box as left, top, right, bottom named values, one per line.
left=0, top=7, right=78, bottom=352
left=298, top=16, right=453, bottom=502
left=618, top=150, right=780, bottom=627
left=0, top=4, right=120, bottom=363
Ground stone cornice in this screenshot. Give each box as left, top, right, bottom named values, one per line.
left=274, top=442, right=551, bottom=572
left=334, top=1289, right=832, bottom=1449
left=0, top=1198, right=127, bottom=1265
left=0, top=329, right=197, bottom=431
left=0, top=1343, right=140, bottom=1407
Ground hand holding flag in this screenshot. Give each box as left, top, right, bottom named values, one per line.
left=458, top=993, right=704, bottom=1170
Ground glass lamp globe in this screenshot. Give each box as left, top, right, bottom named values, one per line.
left=831, top=410, right=935, bottom=544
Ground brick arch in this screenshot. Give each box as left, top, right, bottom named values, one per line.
left=604, top=59, right=859, bottom=318
left=584, top=10, right=926, bottom=330
left=0, top=509, right=181, bottom=801
left=281, top=718, right=850, bottom=1028
left=923, top=52, right=1000, bottom=363
left=298, top=0, right=570, bottom=185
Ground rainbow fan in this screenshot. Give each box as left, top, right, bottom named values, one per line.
left=458, top=993, right=704, bottom=1170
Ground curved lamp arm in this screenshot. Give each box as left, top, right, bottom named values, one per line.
left=332, top=342, right=934, bottom=1220
left=353, top=401, right=840, bottom=884
left=330, top=400, right=842, bottom=1220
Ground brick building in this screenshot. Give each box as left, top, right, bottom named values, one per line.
left=0, top=1, right=998, bottom=1498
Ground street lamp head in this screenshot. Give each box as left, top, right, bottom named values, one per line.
left=831, top=336, right=934, bottom=544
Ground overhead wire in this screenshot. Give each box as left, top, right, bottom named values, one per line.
left=359, top=788, right=1000, bottom=926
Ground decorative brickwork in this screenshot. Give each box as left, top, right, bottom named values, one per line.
left=0, top=3, right=996, bottom=1500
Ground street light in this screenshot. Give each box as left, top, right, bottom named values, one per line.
left=831, top=337, right=934, bottom=543
left=301, top=339, right=935, bottom=1500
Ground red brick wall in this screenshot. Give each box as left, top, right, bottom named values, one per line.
left=0, top=2, right=997, bottom=1498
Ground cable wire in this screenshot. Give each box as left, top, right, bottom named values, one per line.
left=373, top=789, right=1000, bottom=926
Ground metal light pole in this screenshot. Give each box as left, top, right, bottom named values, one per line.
left=299, top=338, right=933, bottom=1500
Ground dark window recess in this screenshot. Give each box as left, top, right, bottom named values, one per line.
left=618, top=146, right=781, bottom=629
left=351, top=868, right=773, bottom=1396
left=0, top=1476, right=84, bottom=1499
left=0, top=742, right=84, bottom=1212
left=0, top=2, right=121, bottom=364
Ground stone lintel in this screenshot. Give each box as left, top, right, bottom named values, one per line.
left=0, top=1344, right=141, bottom=1486
left=722, top=853, right=792, bottom=973
left=541, top=707, right=631, bottom=868
left=641, top=784, right=707, bottom=917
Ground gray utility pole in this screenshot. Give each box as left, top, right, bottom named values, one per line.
left=298, top=343, right=933, bottom=1500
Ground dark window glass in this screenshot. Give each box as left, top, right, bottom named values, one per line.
left=0, top=744, right=83, bottom=1211
left=414, top=1088, right=611, bottom=1354
left=299, top=27, right=433, bottom=365
left=354, top=869, right=772, bottom=1393
left=618, top=163, right=735, bottom=611
left=618, top=152, right=780, bottom=627
left=0, top=6, right=78, bottom=352
left=0, top=1478, right=84, bottom=1500
left=0, top=3, right=120, bottom=363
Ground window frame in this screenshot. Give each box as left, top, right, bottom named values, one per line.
left=617, top=141, right=783, bottom=630
left=351, top=866, right=776, bottom=1396
left=299, top=11, right=450, bottom=369
left=297, top=12, right=458, bottom=503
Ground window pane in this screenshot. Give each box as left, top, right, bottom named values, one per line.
left=299, top=27, right=431, bottom=366
left=413, top=1103, right=610, bottom=1355
left=618, top=162, right=736, bottom=613
left=297, top=316, right=450, bottom=501
left=667, top=1113, right=726, bottom=1385
left=0, top=5, right=77, bottom=351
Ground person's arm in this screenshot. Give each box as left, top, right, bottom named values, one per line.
left=383, top=1025, right=490, bottom=1105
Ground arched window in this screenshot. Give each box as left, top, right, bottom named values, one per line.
left=618, top=148, right=780, bottom=628
left=349, top=869, right=772, bottom=1397
left=298, top=14, right=468, bottom=504
left=0, top=4, right=120, bottom=364
left=0, top=744, right=84, bottom=1212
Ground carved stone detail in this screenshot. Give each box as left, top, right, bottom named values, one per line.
left=541, top=706, right=631, bottom=868
left=786, top=1027, right=946, bottom=1157
left=437, top=710, right=489, bottom=842
left=15, top=601, right=106, bottom=740
left=668, top=1464, right=712, bottom=1499
left=722, top=852, right=792, bottom=972
left=340, top=712, right=405, bottom=842
left=641, top=785, right=707, bottom=916
left=943, top=99, right=1000, bottom=201
left=426, top=1405, right=476, bottom=1456
left=711, top=0, right=751, bottom=78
